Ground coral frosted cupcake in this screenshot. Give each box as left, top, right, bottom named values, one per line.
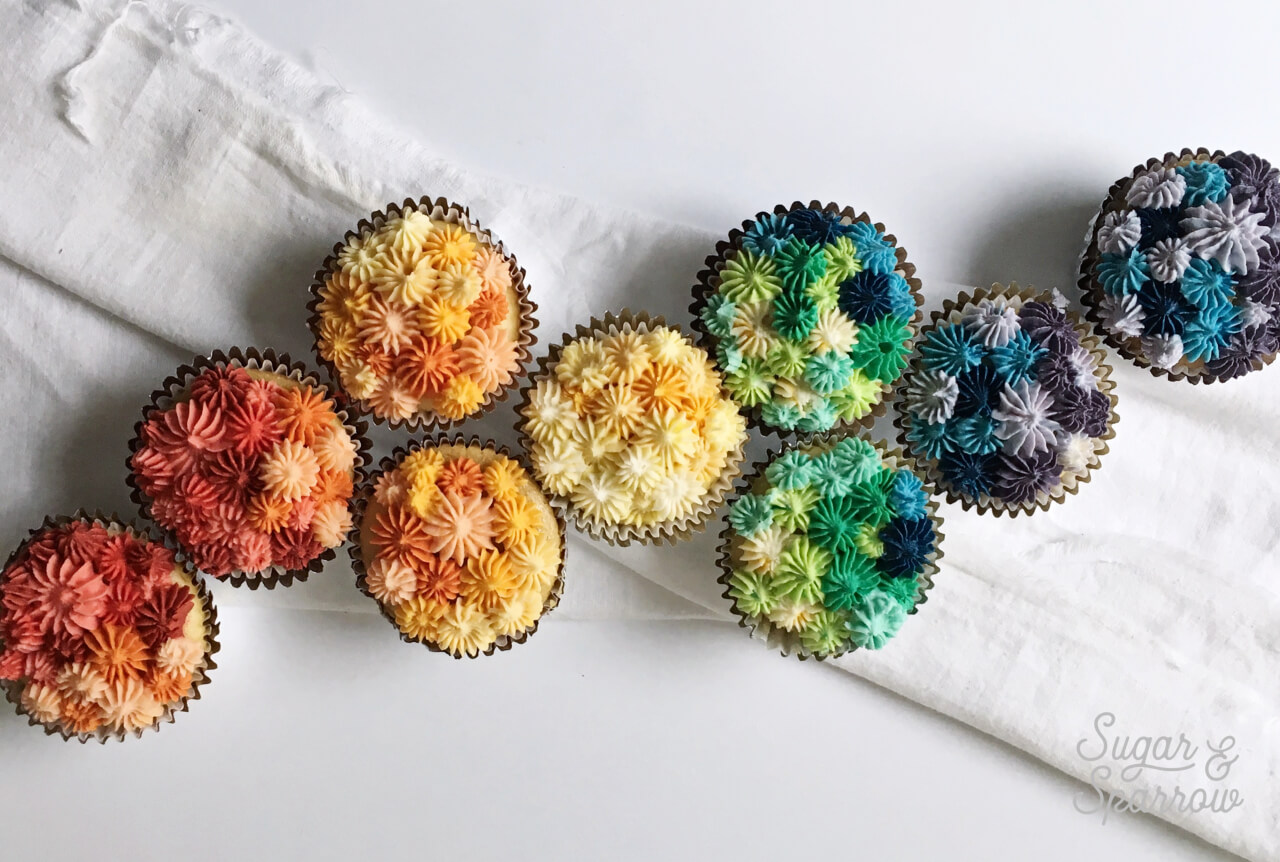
left=718, top=435, right=943, bottom=659
left=352, top=439, right=565, bottom=658
left=0, top=514, right=217, bottom=741
left=518, top=312, right=749, bottom=545
left=309, top=197, right=536, bottom=426
left=896, top=285, right=1118, bottom=515
left=690, top=201, right=923, bottom=434
left=128, top=348, right=370, bottom=587
left=1080, top=148, right=1280, bottom=382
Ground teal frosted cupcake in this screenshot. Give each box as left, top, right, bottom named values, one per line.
left=716, top=433, right=944, bottom=659
left=690, top=202, right=924, bottom=435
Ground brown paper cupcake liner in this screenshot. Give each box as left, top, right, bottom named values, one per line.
left=688, top=200, right=926, bottom=437
left=715, top=433, right=946, bottom=661
left=893, top=284, right=1120, bottom=517
left=514, top=309, right=748, bottom=547
left=348, top=435, right=568, bottom=659
left=0, top=510, right=220, bottom=743
left=1078, top=147, right=1280, bottom=384
left=307, top=196, right=539, bottom=429
left=126, top=346, right=374, bottom=589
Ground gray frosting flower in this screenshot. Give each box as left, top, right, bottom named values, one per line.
left=1141, top=333, right=1184, bottom=370
left=992, top=380, right=1062, bottom=457
left=1099, top=292, right=1145, bottom=338
left=961, top=298, right=1020, bottom=348
left=1126, top=167, right=1187, bottom=209
left=903, top=368, right=959, bottom=424
left=1145, top=238, right=1192, bottom=283
left=1240, top=299, right=1273, bottom=329
left=1097, top=210, right=1142, bottom=255
left=1066, top=345, right=1099, bottom=390
left=1181, top=194, right=1270, bottom=274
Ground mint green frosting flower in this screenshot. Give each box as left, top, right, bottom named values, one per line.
left=847, top=589, right=907, bottom=649
left=823, top=236, right=863, bottom=283
left=727, top=568, right=777, bottom=618
left=728, top=492, right=774, bottom=537
left=760, top=401, right=802, bottom=430
left=847, top=479, right=894, bottom=528
left=719, top=249, right=783, bottom=303
left=725, top=356, right=774, bottom=407
left=773, top=287, right=819, bottom=341
left=701, top=293, right=736, bottom=338
left=854, top=522, right=884, bottom=558
left=810, top=451, right=857, bottom=497
left=821, top=550, right=881, bottom=611
left=803, top=351, right=856, bottom=395
left=771, top=486, right=820, bottom=531
left=715, top=338, right=744, bottom=375
left=773, top=536, right=831, bottom=604
left=799, top=609, right=849, bottom=656
left=848, top=315, right=912, bottom=382
left=829, top=437, right=881, bottom=484
left=775, top=237, right=828, bottom=290
left=807, top=494, right=863, bottom=553
left=879, top=573, right=920, bottom=610
left=765, top=340, right=809, bottom=379
left=796, top=399, right=838, bottom=432
left=764, top=449, right=816, bottom=490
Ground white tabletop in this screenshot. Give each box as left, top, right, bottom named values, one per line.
left=5, top=1, right=1264, bottom=858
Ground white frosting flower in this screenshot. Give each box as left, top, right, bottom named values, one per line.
left=904, top=369, right=959, bottom=424
left=962, top=298, right=1021, bottom=348
left=1240, top=300, right=1273, bottom=329
left=1145, top=238, right=1192, bottom=284
left=1099, top=293, right=1145, bottom=339
left=1141, top=334, right=1184, bottom=370
left=1067, top=346, right=1099, bottom=391
left=992, top=381, right=1062, bottom=457
left=1057, top=433, right=1095, bottom=477
left=1181, top=194, right=1270, bottom=274
left=1125, top=167, right=1187, bottom=209
left=1097, top=211, right=1141, bottom=255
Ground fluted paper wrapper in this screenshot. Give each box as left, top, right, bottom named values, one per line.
left=348, top=435, right=567, bottom=659
left=894, top=284, right=1119, bottom=517
left=1078, top=147, right=1280, bottom=384
left=306, top=196, right=538, bottom=429
left=689, top=199, right=926, bottom=436
left=126, top=346, right=373, bottom=588
left=515, top=310, right=748, bottom=546
left=0, top=511, right=219, bottom=743
left=715, top=433, right=945, bottom=660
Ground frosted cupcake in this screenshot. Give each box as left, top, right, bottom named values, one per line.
left=518, top=312, right=749, bottom=545
left=128, top=348, right=370, bottom=587
left=690, top=201, right=923, bottom=434
left=718, top=435, right=943, bottom=659
left=896, top=285, right=1118, bottom=515
left=0, top=515, right=217, bottom=741
left=352, top=439, right=565, bottom=658
left=309, top=197, right=536, bottom=425
left=1080, top=149, right=1280, bottom=382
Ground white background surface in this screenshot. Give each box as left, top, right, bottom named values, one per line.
left=4, top=1, right=1273, bottom=859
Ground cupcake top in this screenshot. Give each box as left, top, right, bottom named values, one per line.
left=897, top=286, right=1116, bottom=514
left=355, top=441, right=563, bottom=658
left=312, top=199, right=532, bottom=424
left=720, top=436, right=942, bottom=658
left=130, top=358, right=362, bottom=583
left=692, top=203, right=921, bottom=433
left=0, top=518, right=214, bottom=739
left=1082, top=149, right=1280, bottom=381
left=520, top=315, right=748, bottom=542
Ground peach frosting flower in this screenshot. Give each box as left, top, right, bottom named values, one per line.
left=312, top=426, right=357, bottom=475
left=372, top=506, right=436, bottom=567
left=364, top=557, right=418, bottom=604
left=358, top=296, right=418, bottom=356
left=472, top=246, right=513, bottom=293
left=258, top=439, right=320, bottom=502
left=368, top=374, right=419, bottom=422
left=98, top=676, right=164, bottom=732
left=311, top=500, right=352, bottom=549
left=456, top=325, right=519, bottom=393
left=422, top=492, right=495, bottom=564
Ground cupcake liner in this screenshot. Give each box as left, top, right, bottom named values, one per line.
left=514, top=309, right=748, bottom=546
left=1078, top=147, right=1280, bottom=384
left=689, top=200, right=926, bottom=437
left=348, top=435, right=568, bottom=659
left=306, top=196, right=539, bottom=429
left=894, top=284, right=1120, bottom=517
left=126, top=346, right=374, bottom=589
left=715, top=433, right=946, bottom=660
left=0, top=510, right=220, bottom=743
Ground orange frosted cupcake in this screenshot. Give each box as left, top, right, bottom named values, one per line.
left=127, top=349, right=370, bottom=587
left=352, top=438, right=565, bottom=658
left=0, top=514, right=217, bottom=741
left=309, top=197, right=537, bottom=428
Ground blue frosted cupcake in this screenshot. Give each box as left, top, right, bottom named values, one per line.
left=690, top=202, right=923, bottom=435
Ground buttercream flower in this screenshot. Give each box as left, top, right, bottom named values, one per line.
left=876, top=517, right=935, bottom=579
left=84, top=623, right=150, bottom=684
left=1097, top=210, right=1141, bottom=255
left=905, top=417, right=955, bottom=460
left=365, top=557, right=418, bottom=604
left=988, top=330, right=1046, bottom=385
left=741, top=213, right=794, bottom=257
left=1146, top=238, right=1192, bottom=284
left=1181, top=194, right=1270, bottom=274
left=807, top=495, right=862, bottom=554
left=992, top=448, right=1060, bottom=504
left=438, top=375, right=485, bottom=420
left=1178, top=161, right=1230, bottom=206
left=919, top=323, right=983, bottom=377
left=417, top=556, right=463, bottom=604
left=848, top=315, right=911, bottom=382
left=992, top=381, right=1061, bottom=457
left=432, top=601, right=496, bottom=657
left=423, top=222, right=478, bottom=267
left=719, top=250, right=782, bottom=303
left=1136, top=281, right=1193, bottom=337
left=962, top=298, right=1020, bottom=348
left=394, top=597, right=443, bottom=642
left=28, top=554, right=109, bottom=637
left=846, top=221, right=897, bottom=274
left=310, top=500, right=352, bottom=548
left=1126, top=167, right=1186, bottom=209
left=1100, top=293, right=1146, bottom=339
left=699, top=294, right=737, bottom=339
left=460, top=550, right=518, bottom=611
left=772, top=536, right=831, bottom=605
left=472, top=246, right=514, bottom=292
left=423, top=492, right=496, bottom=564
left=1095, top=247, right=1151, bottom=295
left=437, top=457, right=485, bottom=498
left=846, top=590, right=906, bottom=650
left=772, top=288, right=819, bottom=340
left=1182, top=302, right=1242, bottom=363
left=730, top=300, right=775, bottom=358
left=888, top=470, right=928, bottom=520
left=246, top=493, right=291, bottom=534
left=1179, top=257, right=1236, bottom=309
left=456, top=325, right=519, bottom=393
left=903, top=368, right=958, bottom=425
left=258, top=439, right=320, bottom=502
left=775, top=237, right=828, bottom=290
left=1141, top=333, right=1184, bottom=370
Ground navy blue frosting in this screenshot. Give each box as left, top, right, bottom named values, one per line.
left=788, top=208, right=852, bottom=246
left=1137, top=281, right=1194, bottom=337
left=876, top=517, right=936, bottom=579
left=937, top=449, right=995, bottom=499
left=953, top=363, right=1002, bottom=416
left=837, top=270, right=896, bottom=324
left=1137, top=207, right=1184, bottom=248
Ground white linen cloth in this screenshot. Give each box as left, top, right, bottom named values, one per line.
left=0, top=2, right=1276, bottom=858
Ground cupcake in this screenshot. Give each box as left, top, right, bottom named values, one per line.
left=718, top=434, right=943, bottom=659
left=690, top=201, right=923, bottom=434
left=517, top=311, right=749, bottom=545
left=309, top=197, right=536, bottom=425
left=0, top=514, right=217, bottom=741
left=128, top=348, right=371, bottom=587
left=896, top=285, right=1118, bottom=515
left=351, top=438, right=565, bottom=658
left=1080, top=149, right=1280, bottom=382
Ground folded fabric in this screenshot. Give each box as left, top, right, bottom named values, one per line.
left=0, top=3, right=1275, bottom=858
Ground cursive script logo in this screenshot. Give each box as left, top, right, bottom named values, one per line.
left=1072, top=712, right=1245, bottom=824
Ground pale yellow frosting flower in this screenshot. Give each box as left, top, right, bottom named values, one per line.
left=432, top=600, right=497, bottom=657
